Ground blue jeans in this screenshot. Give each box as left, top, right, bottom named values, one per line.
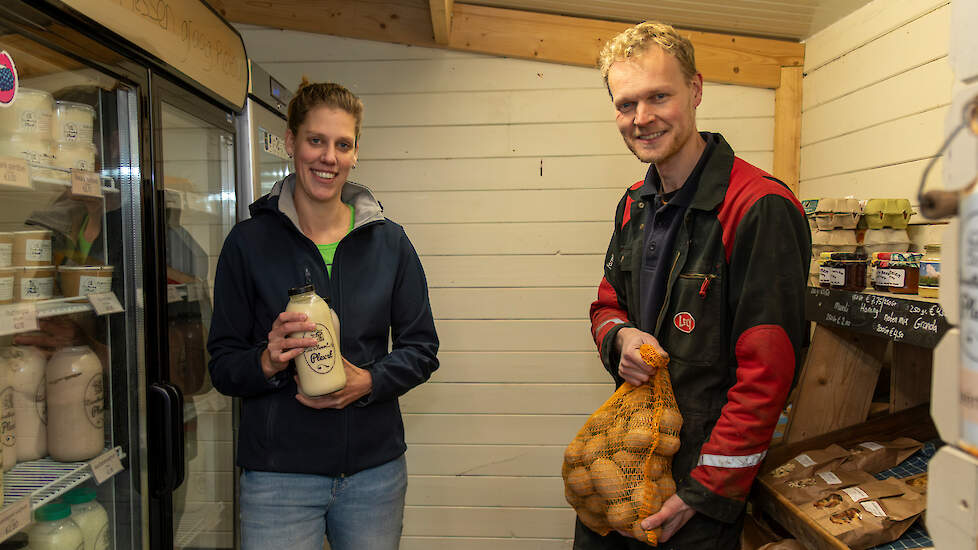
left=240, top=455, right=407, bottom=550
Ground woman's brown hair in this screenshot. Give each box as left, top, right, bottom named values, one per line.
left=287, top=77, right=364, bottom=142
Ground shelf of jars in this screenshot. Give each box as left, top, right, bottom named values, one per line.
left=0, top=447, right=126, bottom=541
left=806, top=286, right=948, bottom=349
left=0, top=159, right=119, bottom=196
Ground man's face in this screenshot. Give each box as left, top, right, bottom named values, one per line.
left=607, top=47, right=702, bottom=167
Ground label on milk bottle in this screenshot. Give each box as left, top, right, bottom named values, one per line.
left=1, top=386, right=15, bottom=448
left=85, top=372, right=104, bottom=429
left=300, top=323, right=337, bottom=374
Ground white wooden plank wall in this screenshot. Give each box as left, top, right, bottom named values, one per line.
left=239, top=27, right=774, bottom=549
left=799, top=0, right=953, bottom=202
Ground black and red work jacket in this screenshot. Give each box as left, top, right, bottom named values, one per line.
left=590, top=133, right=811, bottom=523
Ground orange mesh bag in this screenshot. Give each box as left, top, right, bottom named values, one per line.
left=562, top=344, right=682, bottom=546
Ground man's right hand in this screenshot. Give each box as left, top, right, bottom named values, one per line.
left=616, top=327, right=668, bottom=385
left=261, top=311, right=319, bottom=379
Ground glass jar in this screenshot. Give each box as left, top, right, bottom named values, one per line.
left=819, top=253, right=867, bottom=291
left=919, top=244, right=940, bottom=298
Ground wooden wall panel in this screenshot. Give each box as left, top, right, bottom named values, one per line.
left=237, top=27, right=776, bottom=547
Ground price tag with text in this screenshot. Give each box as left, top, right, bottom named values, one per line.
left=0, top=497, right=31, bottom=542
left=70, top=169, right=103, bottom=199
left=89, top=448, right=124, bottom=484
left=0, top=157, right=30, bottom=190
left=167, top=285, right=182, bottom=303
left=88, top=292, right=124, bottom=315
left=0, top=302, right=38, bottom=336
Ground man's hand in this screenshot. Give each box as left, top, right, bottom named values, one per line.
left=615, top=327, right=668, bottom=385
left=641, top=494, right=695, bottom=542
left=294, top=357, right=372, bottom=409
left=261, top=311, right=318, bottom=379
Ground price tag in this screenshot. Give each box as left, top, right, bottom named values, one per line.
left=0, top=157, right=30, bottom=190
left=167, top=285, right=182, bottom=303
left=0, top=497, right=31, bottom=541
left=70, top=169, right=103, bottom=198
left=89, top=448, right=124, bottom=484
left=0, top=302, right=38, bottom=336
left=817, top=471, right=842, bottom=485
left=860, top=500, right=887, bottom=518
left=843, top=486, right=870, bottom=502
left=88, top=292, right=124, bottom=315
left=859, top=441, right=884, bottom=451
left=794, top=453, right=816, bottom=467
left=185, top=282, right=202, bottom=303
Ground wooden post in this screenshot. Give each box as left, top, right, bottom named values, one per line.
left=429, top=0, right=454, bottom=45
left=774, top=66, right=803, bottom=195
left=890, top=342, right=933, bottom=412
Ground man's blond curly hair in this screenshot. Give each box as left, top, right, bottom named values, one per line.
left=598, top=22, right=697, bottom=91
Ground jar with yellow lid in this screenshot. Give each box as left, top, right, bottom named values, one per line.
left=919, top=244, right=940, bottom=298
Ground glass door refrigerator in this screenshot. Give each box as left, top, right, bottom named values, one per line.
left=0, top=1, right=247, bottom=548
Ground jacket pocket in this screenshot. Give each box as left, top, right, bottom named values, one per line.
left=663, top=272, right=724, bottom=365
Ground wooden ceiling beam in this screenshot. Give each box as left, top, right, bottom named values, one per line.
left=213, top=0, right=804, bottom=88
left=429, top=0, right=454, bottom=45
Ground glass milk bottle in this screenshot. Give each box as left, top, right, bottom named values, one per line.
left=285, top=284, right=345, bottom=396
left=46, top=346, right=104, bottom=462
left=64, top=486, right=109, bottom=550
left=0, top=345, right=47, bottom=461
left=29, top=501, right=84, bottom=550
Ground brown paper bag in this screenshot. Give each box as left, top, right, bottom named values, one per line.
left=813, top=488, right=925, bottom=550
left=800, top=480, right=905, bottom=520
left=762, top=444, right=849, bottom=482
left=899, top=473, right=928, bottom=494
left=773, top=469, right=878, bottom=504
left=839, top=438, right=922, bottom=474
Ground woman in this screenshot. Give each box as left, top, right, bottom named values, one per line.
left=208, top=79, right=439, bottom=550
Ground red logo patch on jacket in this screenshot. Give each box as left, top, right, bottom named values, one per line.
left=674, top=312, right=695, bottom=334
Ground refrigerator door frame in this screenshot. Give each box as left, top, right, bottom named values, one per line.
left=235, top=96, right=289, bottom=220
left=0, top=2, right=157, bottom=548
left=148, top=72, right=238, bottom=550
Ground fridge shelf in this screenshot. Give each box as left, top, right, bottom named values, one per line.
left=35, top=296, right=98, bottom=319
left=2, top=446, right=126, bottom=509
left=28, top=164, right=120, bottom=194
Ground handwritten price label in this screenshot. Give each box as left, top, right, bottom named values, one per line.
left=70, top=169, right=103, bottom=199
left=0, top=303, right=38, bottom=336
left=0, top=498, right=31, bottom=542
left=0, top=157, right=30, bottom=190
left=88, top=292, right=124, bottom=316
left=89, top=448, right=124, bottom=484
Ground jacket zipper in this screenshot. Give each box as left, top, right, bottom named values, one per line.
left=655, top=250, right=683, bottom=334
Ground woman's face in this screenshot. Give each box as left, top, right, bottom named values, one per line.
left=286, top=105, right=358, bottom=206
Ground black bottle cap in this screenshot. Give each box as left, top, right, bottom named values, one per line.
left=288, top=284, right=315, bottom=296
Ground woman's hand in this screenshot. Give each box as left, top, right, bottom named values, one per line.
left=294, top=357, right=373, bottom=409
left=261, top=311, right=318, bottom=379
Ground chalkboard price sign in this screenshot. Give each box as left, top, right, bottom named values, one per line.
left=805, top=286, right=949, bottom=348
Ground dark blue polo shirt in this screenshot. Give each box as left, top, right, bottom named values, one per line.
left=639, top=135, right=716, bottom=332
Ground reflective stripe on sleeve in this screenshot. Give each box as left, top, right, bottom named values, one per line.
left=697, top=450, right=767, bottom=468
left=595, top=318, right=626, bottom=333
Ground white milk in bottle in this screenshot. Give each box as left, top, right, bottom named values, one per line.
left=0, top=345, right=47, bottom=461
left=64, top=486, right=109, bottom=550
left=285, top=284, right=345, bottom=396
left=47, top=346, right=104, bottom=462
left=29, top=502, right=84, bottom=550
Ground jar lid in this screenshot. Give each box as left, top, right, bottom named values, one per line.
left=63, top=486, right=97, bottom=504
left=35, top=501, right=71, bottom=521
left=55, top=100, right=96, bottom=114
left=288, top=284, right=315, bottom=296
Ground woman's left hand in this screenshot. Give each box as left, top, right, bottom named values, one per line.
left=294, top=357, right=373, bottom=409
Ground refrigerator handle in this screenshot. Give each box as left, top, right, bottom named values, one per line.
left=148, top=382, right=186, bottom=495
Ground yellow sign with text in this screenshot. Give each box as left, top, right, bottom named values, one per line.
left=61, top=0, right=247, bottom=109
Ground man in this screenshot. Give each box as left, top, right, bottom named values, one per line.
left=583, top=21, right=810, bottom=550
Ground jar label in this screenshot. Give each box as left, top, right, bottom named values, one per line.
left=25, top=238, right=51, bottom=262
left=920, top=260, right=940, bottom=289
left=20, top=276, right=53, bottom=300
left=84, top=372, right=104, bottom=429
left=300, top=323, right=337, bottom=375
left=78, top=275, right=112, bottom=296
left=0, top=276, right=13, bottom=301
left=0, top=386, right=15, bottom=447
left=876, top=268, right=906, bottom=287
left=819, top=266, right=845, bottom=286
left=0, top=242, right=10, bottom=266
